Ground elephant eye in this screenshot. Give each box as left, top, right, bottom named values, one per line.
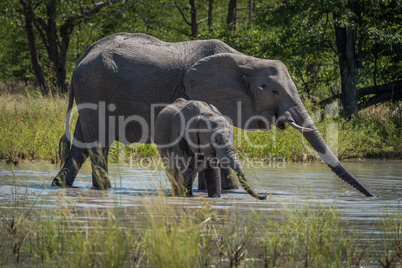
left=272, top=89, right=278, bottom=95
left=261, top=84, right=266, bottom=89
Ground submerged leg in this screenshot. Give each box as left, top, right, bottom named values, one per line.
left=220, top=166, right=239, bottom=190
left=52, top=120, right=89, bottom=187
left=177, top=149, right=196, bottom=197
left=204, top=160, right=221, bottom=198
left=90, top=146, right=111, bottom=189
left=198, top=167, right=238, bottom=191
left=198, top=171, right=206, bottom=190
left=161, top=148, right=196, bottom=197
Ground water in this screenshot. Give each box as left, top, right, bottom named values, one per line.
left=0, top=160, right=401, bottom=232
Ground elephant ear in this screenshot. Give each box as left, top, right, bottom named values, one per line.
left=183, top=53, right=258, bottom=130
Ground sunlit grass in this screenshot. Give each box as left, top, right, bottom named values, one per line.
left=0, top=92, right=400, bottom=164
left=0, top=93, right=66, bottom=163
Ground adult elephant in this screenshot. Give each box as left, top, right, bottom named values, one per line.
left=52, top=32, right=376, bottom=197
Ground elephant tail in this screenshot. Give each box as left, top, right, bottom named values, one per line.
left=58, top=83, right=74, bottom=166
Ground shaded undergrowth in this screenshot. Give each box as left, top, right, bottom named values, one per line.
left=0, top=185, right=400, bottom=267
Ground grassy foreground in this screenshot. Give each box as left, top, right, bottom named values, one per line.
left=0, top=184, right=400, bottom=267
left=0, top=91, right=401, bottom=164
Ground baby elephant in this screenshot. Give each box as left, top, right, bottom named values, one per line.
left=154, top=98, right=266, bottom=200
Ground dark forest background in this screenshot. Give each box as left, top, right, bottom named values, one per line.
left=1, top=0, right=401, bottom=116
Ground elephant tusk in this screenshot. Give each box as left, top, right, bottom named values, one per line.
left=288, top=121, right=314, bottom=132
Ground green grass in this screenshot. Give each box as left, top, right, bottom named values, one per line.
left=0, top=92, right=401, bottom=164
left=0, top=94, right=66, bottom=163
left=0, top=184, right=400, bottom=267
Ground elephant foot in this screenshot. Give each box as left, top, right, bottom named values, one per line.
left=198, top=169, right=239, bottom=190
left=185, top=188, right=193, bottom=197
left=178, top=188, right=193, bottom=197
left=171, top=190, right=193, bottom=197
left=51, top=171, right=72, bottom=188
left=204, top=161, right=222, bottom=198
left=51, top=179, right=78, bottom=189
left=92, top=178, right=111, bottom=190
left=51, top=177, right=64, bottom=187
left=170, top=184, right=193, bottom=197
left=90, top=148, right=111, bottom=190
left=197, top=171, right=206, bottom=190
left=207, top=192, right=221, bottom=198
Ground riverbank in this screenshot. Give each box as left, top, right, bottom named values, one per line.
left=0, top=91, right=401, bottom=164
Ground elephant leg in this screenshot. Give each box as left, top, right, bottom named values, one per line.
left=180, top=154, right=196, bottom=197
left=169, top=166, right=195, bottom=197
left=204, top=160, right=221, bottom=198
left=221, top=167, right=239, bottom=190
left=160, top=148, right=196, bottom=197
left=162, top=162, right=184, bottom=196
left=198, top=167, right=238, bottom=190
left=52, top=120, right=89, bottom=187
left=90, top=146, right=111, bottom=189
left=197, top=171, right=206, bottom=190
left=183, top=172, right=195, bottom=197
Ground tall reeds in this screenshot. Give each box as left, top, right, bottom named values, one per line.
left=0, top=184, right=400, bottom=267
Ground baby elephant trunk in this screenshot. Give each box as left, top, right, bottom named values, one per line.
left=219, top=149, right=266, bottom=200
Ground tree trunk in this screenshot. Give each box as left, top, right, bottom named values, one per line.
left=333, top=2, right=362, bottom=117
left=334, top=23, right=358, bottom=116
left=58, top=24, right=70, bottom=93
left=189, top=0, right=198, bottom=38
left=21, top=0, right=126, bottom=94
left=227, top=0, right=237, bottom=31
left=248, top=0, right=253, bottom=26
left=46, top=0, right=62, bottom=93
left=208, top=0, right=214, bottom=32
left=320, top=80, right=402, bottom=109
left=21, top=0, right=49, bottom=94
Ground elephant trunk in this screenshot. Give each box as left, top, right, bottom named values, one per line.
left=287, top=105, right=377, bottom=197
left=219, top=149, right=266, bottom=200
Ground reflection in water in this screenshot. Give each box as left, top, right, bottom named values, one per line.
left=0, top=160, right=401, bottom=235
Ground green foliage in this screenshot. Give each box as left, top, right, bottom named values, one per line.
left=0, top=15, right=32, bottom=81
left=255, top=0, right=401, bottom=95
left=0, top=0, right=400, bottom=111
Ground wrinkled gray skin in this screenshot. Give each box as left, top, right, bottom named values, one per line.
left=155, top=98, right=265, bottom=200
left=52, top=33, right=376, bottom=197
